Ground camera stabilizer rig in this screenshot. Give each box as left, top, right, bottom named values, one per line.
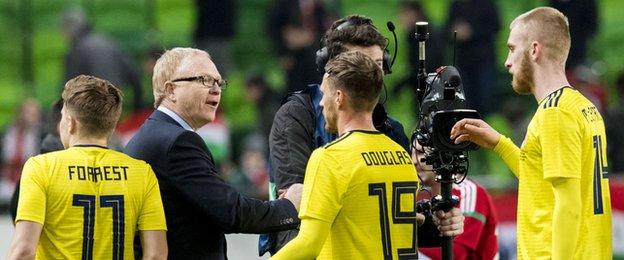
left=412, top=21, right=482, bottom=260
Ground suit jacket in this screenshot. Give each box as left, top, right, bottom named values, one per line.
left=125, top=110, right=299, bottom=259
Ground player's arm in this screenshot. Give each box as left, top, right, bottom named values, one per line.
left=273, top=149, right=344, bottom=258
left=7, top=221, right=42, bottom=260
left=9, top=158, right=47, bottom=260
left=551, top=177, right=581, bottom=260
left=492, top=135, right=520, bottom=177
left=140, top=230, right=168, bottom=260
left=271, top=218, right=331, bottom=259
left=451, top=118, right=520, bottom=177
left=539, top=106, right=583, bottom=260
left=138, top=167, right=168, bottom=260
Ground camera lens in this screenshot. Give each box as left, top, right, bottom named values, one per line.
left=432, top=110, right=480, bottom=151
left=438, top=117, right=471, bottom=150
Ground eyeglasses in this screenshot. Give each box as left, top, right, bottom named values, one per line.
left=172, top=75, right=228, bottom=90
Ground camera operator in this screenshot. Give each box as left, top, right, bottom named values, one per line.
left=272, top=51, right=463, bottom=259
left=263, top=15, right=464, bottom=255
left=412, top=139, right=498, bottom=260
left=450, top=7, right=612, bottom=259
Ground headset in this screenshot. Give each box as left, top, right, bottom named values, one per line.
left=315, top=18, right=400, bottom=133
left=315, top=19, right=396, bottom=75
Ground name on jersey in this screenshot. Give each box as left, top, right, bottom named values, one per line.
left=361, top=150, right=412, bottom=166
left=68, top=165, right=129, bottom=182
left=581, top=106, right=601, bottom=123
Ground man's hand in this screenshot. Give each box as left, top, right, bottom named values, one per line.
left=416, top=213, right=426, bottom=226
left=433, top=208, right=464, bottom=237
left=282, top=183, right=303, bottom=212
left=450, top=118, right=501, bottom=150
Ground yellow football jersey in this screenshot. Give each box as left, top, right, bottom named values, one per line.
left=299, top=130, right=419, bottom=259
left=515, top=87, right=612, bottom=259
left=16, top=145, right=167, bottom=260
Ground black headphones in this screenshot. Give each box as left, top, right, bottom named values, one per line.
left=315, top=19, right=393, bottom=74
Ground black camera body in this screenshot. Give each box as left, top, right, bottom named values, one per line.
left=417, top=66, right=481, bottom=151
left=412, top=21, right=477, bottom=259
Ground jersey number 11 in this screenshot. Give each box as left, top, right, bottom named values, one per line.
left=73, top=194, right=125, bottom=260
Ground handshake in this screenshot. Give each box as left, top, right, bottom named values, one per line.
left=278, top=183, right=304, bottom=211
left=277, top=183, right=463, bottom=237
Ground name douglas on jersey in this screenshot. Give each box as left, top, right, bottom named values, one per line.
left=361, top=150, right=413, bottom=166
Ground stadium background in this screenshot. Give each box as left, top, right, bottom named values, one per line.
left=0, top=0, right=622, bottom=259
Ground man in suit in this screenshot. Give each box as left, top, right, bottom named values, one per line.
left=125, top=47, right=302, bottom=259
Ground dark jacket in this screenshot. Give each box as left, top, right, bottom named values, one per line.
left=268, top=85, right=334, bottom=190
left=269, top=85, right=410, bottom=189
left=261, top=85, right=432, bottom=255
left=125, top=110, right=299, bottom=260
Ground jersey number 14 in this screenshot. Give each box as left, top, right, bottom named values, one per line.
left=593, top=135, right=609, bottom=215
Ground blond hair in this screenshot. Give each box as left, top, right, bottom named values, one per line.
left=152, top=47, right=210, bottom=107
left=510, top=7, right=570, bottom=66
left=62, top=75, right=123, bottom=137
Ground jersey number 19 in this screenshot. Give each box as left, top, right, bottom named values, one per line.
left=369, top=181, right=418, bottom=260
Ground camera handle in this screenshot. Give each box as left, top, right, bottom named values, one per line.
left=423, top=149, right=467, bottom=260
left=414, top=20, right=471, bottom=260
left=432, top=166, right=460, bottom=260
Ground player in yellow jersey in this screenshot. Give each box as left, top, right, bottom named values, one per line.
left=451, top=7, right=612, bottom=260
left=273, top=52, right=464, bottom=259
left=7, top=75, right=167, bottom=260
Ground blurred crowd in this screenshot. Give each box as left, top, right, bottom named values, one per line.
left=1, top=0, right=622, bottom=208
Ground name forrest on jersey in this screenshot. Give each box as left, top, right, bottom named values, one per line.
left=361, top=150, right=413, bottom=166
left=68, top=165, right=129, bottom=182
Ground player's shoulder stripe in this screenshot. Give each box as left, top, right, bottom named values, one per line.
left=541, top=87, right=567, bottom=109
left=540, top=89, right=555, bottom=108
left=323, top=131, right=353, bottom=149
left=553, top=87, right=565, bottom=107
